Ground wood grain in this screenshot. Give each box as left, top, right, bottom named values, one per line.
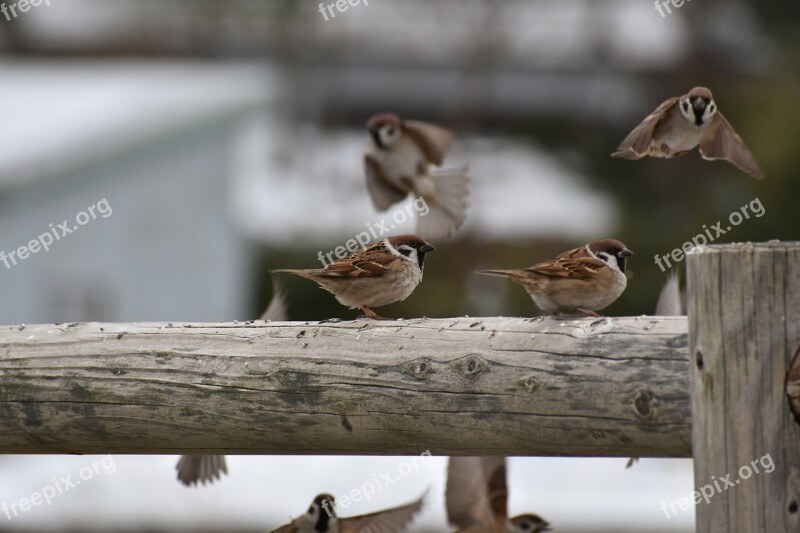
left=688, top=241, right=800, bottom=533
left=0, top=316, right=690, bottom=456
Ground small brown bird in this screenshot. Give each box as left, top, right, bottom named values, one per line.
left=612, top=86, right=763, bottom=178
left=272, top=235, right=434, bottom=320
left=176, top=283, right=288, bottom=487
left=477, top=239, right=633, bottom=317
left=364, top=113, right=470, bottom=241
left=446, top=457, right=550, bottom=533
left=270, top=492, right=425, bottom=532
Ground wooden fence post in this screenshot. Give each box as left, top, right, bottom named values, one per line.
left=688, top=241, right=800, bottom=532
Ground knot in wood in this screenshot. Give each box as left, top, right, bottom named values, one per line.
left=453, top=355, right=486, bottom=379
left=633, top=388, right=657, bottom=421
left=518, top=375, right=541, bottom=394
left=403, top=359, right=434, bottom=378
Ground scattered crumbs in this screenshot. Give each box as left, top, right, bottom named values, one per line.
left=18, top=324, right=25, bottom=331
left=469, top=321, right=482, bottom=328
left=560, top=323, right=567, bottom=327
left=234, top=320, right=239, bottom=324
left=480, top=325, right=486, bottom=331
left=100, top=327, right=104, bottom=331
left=303, top=342, right=309, bottom=348
left=117, top=332, right=124, bottom=339
left=167, top=322, right=173, bottom=327
left=399, top=346, right=403, bottom=350
left=530, top=335, right=536, bottom=340
left=245, top=362, right=249, bottom=367
left=356, top=334, right=362, bottom=341
left=296, top=330, right=306, bottom=339
left=27, top=335, right=34, bottom=340
left=438, top=327, right=444, bottom=332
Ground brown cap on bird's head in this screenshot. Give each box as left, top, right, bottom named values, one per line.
left=366, top=112, right=402, bottom=131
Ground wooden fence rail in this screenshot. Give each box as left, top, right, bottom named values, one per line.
left=2, top=241, right=798, bottom=533
left=0, top=316, right=690, bottom=456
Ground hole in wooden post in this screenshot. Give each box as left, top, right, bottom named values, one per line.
left=784, top=345, right=800, bottom=424
left=695, top=350, right=704, bottom=371
left=789, top=501, right=798, bottom=514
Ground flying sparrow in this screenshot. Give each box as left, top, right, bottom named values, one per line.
left=176, top=283, right=288, bottom=487
left=612, top=86, right=763, bottom=178
left=446, top=456, right=551, bottom=533
left=270, top=492, right=425, bottom=532
left=476, top=239, right=633, bottom=317
left=364, top=112, right=470, bottom=241
left=272, top=234, right=434, bottom=320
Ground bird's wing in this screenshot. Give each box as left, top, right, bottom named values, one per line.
left=529, top=256, right=608, bottom=280
left=446, top=457, right=496, bottom=529
left=482, top=457, right=510, bottom=522
left=655, top=272, right=685, bottom=316
left=317, top=242, right=394, bottom=279
left=402, top=120, right=455, bottom=166
left=612, top=97, right=679, bottom=158
left=364, top=154, right=408, bottom=211
left=699, top=112, right=764, bottom=178
left=340, top=492, right=425, bottom=533
left=175, top=454, right=228, bottom=486
left=260, top=280, right=288, bottom=321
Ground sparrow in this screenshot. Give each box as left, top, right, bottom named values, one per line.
left=364, top=112, right=470, bottom=241
left=176, top=283, right=288, bottom=487
left=612, top=86, right=764, bottom=178
left=655, top=271, right=686, bottom=316
left=270, top=492, right=425, bottom=532
left=446, top=456, right=551, bottom=533
left=476, top=239, right=633, bottom=317
left=272, top=234, right=434, bottom=320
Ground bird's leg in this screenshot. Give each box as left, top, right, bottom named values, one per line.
left=359, top=307, right=388, bottom=320
left=576, top=307, right=601, bottom=318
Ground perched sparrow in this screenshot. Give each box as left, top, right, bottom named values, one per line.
left=364, top=113, right=470, bottom=241
left=477, top=239, right=633, bottom=317
left=612, top=87, right=763, bottom=178
left=272, top=234, right=434, bottom=320
left=270, top=492, right=425, bottom=532
left=176, top=454, right=227, bottom=487
left=446, top=457, right=550, bottom=533
left=655, top=271, right=686, bottom=316
left=176, top=284, right=288, bottom=487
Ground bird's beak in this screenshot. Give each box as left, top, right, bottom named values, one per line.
left=619, top=248, right=634, bottom=257
left=420, top=243, right=435, bottom=253
left=693, top=98, right=706, bottom=111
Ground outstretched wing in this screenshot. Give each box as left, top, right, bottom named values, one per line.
left=341, top=492, right=425, bottom=533
left=699, top=112, right=764, bottom=178
left=402, top=120, right=455, bottom=166
left=612, top=97, right=679, bottom=159
left=364, top=154, right=408, bottom=211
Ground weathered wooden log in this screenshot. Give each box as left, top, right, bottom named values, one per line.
left=0, top=316, right=690, bottom=456
left=688, top=241, right=800, bottom=532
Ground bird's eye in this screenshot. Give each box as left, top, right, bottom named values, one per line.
left=385, top=126, right=395, bottom=135
left=308, top=506, right=315, bottom=515
left=709, top=103, right=716, bottom=112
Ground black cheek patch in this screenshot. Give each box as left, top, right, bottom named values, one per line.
left=618, top=257, right=627, bottom=273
